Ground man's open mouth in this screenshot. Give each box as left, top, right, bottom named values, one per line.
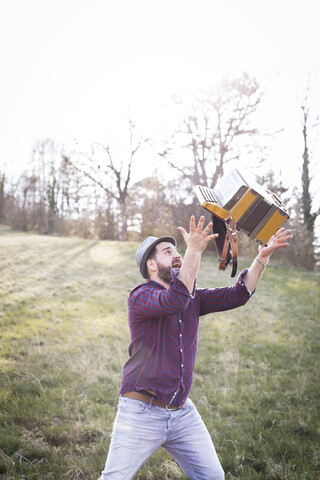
left=172, top=260, right=182, bottom=268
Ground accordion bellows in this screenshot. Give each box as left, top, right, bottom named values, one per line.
left=195, top=169, right=289, bottom=246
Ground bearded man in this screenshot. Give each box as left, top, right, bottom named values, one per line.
left=98, top=215, right=292, bottom=480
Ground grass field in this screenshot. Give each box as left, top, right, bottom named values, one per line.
left=0, top=227, right=319, bottom=480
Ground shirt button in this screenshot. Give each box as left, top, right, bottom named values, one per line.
left=180, top=349, right=183, bottom=352
left=179, top=319, right=182, bottom=323
left=181, top=364, right=184, bottom=367
left=180, top=334, right=182, bottom=337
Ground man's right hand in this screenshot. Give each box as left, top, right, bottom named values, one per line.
left=177, top=216, right=218, bottom=294
left=177, top=215, right=218, bottom=254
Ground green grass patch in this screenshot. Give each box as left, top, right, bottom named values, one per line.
left=0, top=227, right=319, bottom=479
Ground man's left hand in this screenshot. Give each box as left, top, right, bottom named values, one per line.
left=258, top=228, right=293, bottom=260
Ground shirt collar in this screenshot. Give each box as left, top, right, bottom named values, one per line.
left=146, top=278, right=166, bottom=289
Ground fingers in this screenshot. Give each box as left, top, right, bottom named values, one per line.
left=274, top=228, right=292, bottom=238
left=280, top=235, right=293, bottom=243
left=208, top=233, right=219, bottom=240
left=194, top=215, right=213, bottom=232
left=274, top=228, right=293, bottom=245
left=204, top=220, right=213, bottom=234
left=195, top=216, right=214, bottom=236
left=189, top=215, right=196, bottom=233
left=196, top=216, right=205, bottom=230
left=178, top=216, right=215, bottom=239
left=260, top=228, right=293, bottom=257
left=269, top=228, right=292, bottom=244
left=177, top=226, right=187, bottom=238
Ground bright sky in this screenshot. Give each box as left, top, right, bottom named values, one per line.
left=0, top=0, right=319, bottom=195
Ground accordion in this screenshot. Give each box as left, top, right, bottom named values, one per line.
left=195, top=169, right=289, bottom=246
left=195, top=169, right=289, bottom=276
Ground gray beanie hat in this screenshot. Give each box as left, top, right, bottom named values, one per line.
left=136, top=236, right=176, bottom=279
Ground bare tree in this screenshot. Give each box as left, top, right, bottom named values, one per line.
left=0, top=171, right=6, bottom=223
left=6, top=139, right=85, bottom=235
left=300, top=94, right=319, bottom=269
left=30, top=139, right=65, bottom=234
left=66, top=119, right=141, bottom=241
left=156, top=72, right=263, bottom=192
left=129, top=176, right=176, bottom=240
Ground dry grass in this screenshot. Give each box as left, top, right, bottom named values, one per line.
left=0, top=227, right=319, bottom=479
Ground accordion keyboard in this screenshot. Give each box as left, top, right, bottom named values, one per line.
left=197, top=185, right=218, bottom=204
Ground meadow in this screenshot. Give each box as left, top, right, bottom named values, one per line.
left=0, top=226, right=319, bottom=480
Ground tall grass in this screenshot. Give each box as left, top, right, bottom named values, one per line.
left=0, top=227, right=319, bottom=479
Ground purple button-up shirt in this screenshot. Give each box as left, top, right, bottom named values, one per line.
left=119, top=268, right=252, bottom=407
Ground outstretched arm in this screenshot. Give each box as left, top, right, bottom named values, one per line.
left=243, top=227, right=293, bottom=293
left=177, top=215, right=218, bottom=294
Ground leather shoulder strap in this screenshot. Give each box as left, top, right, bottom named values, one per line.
left=211, top=215, right=232, bottom=267
left=211, top=215, right=238, bottom=277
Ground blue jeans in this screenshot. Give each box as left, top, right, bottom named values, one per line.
left=98, top=396, right=224, bottom=480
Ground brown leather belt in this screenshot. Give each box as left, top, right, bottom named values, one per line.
left=122, top=391, right=185, bottom=410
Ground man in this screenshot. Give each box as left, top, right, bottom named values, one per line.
left=99, top=215, right=292, bottom=480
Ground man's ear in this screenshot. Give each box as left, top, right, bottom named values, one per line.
left=146, top=259, right=157, bottom=274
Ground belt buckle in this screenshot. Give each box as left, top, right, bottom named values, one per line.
left=166, top=404, right=183, bottom=411
left=166, top=405, right=178, bottom=411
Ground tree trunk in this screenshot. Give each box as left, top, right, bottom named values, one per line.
left=301, top=107, right=315, bottom=270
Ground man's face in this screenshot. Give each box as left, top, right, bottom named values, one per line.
left=153, top=242, right=182, bottom=284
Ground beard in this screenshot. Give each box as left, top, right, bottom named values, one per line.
left=156, top=260, right=173, bottom=285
